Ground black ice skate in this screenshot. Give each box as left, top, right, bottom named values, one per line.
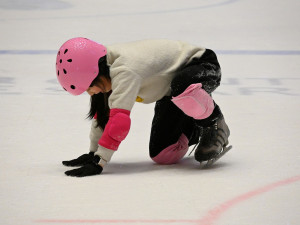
left=194, top=115, right=232, bottom=166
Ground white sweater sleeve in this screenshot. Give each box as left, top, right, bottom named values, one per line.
left=109, top=68, right=142, bottom=111
left=89, top=119, right=103, bottom=152
left=89, top=119, right=116, bottom=167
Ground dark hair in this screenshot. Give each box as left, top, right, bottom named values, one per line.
left=87, top=56, right=111, bottom=129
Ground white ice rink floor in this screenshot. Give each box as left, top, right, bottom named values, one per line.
left=0, top=0, right=299, bottom=225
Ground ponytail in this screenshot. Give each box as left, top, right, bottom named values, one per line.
left=87, top=56, right=111, bottom=129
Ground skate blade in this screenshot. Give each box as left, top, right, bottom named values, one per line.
left=202, top=145, right=232, bottom=167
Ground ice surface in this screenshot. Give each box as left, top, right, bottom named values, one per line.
left=0, top=0, right=299, bottom=225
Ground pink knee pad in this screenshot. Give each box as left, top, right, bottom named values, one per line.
left=152, top=134, right=189, bottom=165
left=171, top=83, right=214, bottom=120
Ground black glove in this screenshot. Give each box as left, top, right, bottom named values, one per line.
left=65, top=155, right=103, bottom=177
left=62, top=152, right=95, bottom=167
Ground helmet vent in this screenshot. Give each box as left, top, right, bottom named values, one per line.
left=71, top=85, right=75, bottom=89
left=63, top=69, right=67, bottom=74
left=57, top=70, right=59, bottom=76
left=67, top=59, right=72, bottom=62
left=64, top=49, right=68, bottom=54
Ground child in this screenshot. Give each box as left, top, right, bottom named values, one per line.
left=56, top=38, right=231, bottom=177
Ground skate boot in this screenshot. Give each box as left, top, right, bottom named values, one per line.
left=194, top=115, right=231, bottom=166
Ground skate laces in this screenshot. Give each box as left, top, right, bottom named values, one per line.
left=202, top=124, right=218, bottom=146
left=188, top=121, right=219, bottom=156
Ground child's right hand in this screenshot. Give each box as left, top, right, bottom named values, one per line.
left=64, top=159, right=103, bottom=177
left=62, top=152, right=95, bottom=167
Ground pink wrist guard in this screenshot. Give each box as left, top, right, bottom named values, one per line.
left=99, top=108, right=131, bottom=150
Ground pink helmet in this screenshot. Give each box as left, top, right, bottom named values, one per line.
left=56, top=37, right=107, bottom=95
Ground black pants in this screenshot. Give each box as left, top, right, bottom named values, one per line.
left=149, top=49, right=223, bottom=160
